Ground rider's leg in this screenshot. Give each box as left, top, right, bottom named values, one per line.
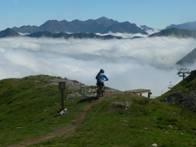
left=96, top=82, right=101, bottom=97
left=101, top=82, right=104, bottom=97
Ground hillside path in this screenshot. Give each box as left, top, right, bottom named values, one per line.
left=9, top=97, right=102, bottom=147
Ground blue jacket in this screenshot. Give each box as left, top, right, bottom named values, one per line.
left=96, top=73, right=109, bottom=83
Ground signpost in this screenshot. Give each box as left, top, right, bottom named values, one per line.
left=58, top=81, right=66, bottom=115
left=177, top=67, right=190, bottom=80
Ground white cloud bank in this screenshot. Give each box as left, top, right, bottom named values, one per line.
left=0, top=37, right=196, bottom=96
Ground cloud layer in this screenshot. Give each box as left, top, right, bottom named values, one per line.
left=0, top=37, right=196, bottom=95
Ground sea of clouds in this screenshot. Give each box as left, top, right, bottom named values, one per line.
left=0, top=36, right=196, bottom=96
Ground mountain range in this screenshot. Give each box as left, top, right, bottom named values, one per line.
left=28, top=31, right=122, bottom=39
left=1, top=17, right=196, bottom=40
left=0, top=28, right=123, bottom=39
left=167, top=21, right=196, bottom=31
left=150, top=28, right=196, bottom=38
left=12, top=17, right=152, bottom=34
left=0, top=28, right=20, bottom=38
left=153, top=21, right=196, bottom=38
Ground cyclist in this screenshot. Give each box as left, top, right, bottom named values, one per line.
left=95, top=69, right=109, bottom=97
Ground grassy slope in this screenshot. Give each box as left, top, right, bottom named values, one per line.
left=159, top=70, right=196, bottom=112
left=165, top=70, right=196, bottom=95
left=34, top=93, right=196, bottom=147
left=0, top=75, right=86, bottom=146
left=0, top=75, right=196, bottom=146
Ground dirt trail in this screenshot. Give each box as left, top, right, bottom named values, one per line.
left=9, top=98, right=101, bottom=147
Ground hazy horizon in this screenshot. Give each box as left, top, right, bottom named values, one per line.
left=0, top=16, right=196, bottom=31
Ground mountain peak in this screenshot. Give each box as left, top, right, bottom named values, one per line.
left=96, top=16, right=111, bottom=21
left=44, top=20, right=59, bottom=24
left=95, top=17, right=116, bottom=26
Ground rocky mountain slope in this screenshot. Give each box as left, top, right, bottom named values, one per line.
left=150, top=28, right=196, bottom=38
left=167, top=21, right=196, bottom=31
left=177, top=48, right=196, bottom=66
left=0, top=28, right=20, bottom=38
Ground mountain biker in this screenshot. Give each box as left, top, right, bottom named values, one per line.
left=96, top=69, right=109, bottom=97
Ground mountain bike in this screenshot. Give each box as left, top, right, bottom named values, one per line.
left=96, top=82, right=105, bottom=97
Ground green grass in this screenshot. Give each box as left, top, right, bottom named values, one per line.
left=1, top=75, right=196, bottom=146
left=33, top=93, right=196, bottom=147
left=0, top=75, right=87, bottom=146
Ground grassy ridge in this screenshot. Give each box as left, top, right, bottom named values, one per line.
left=34, top=93, right=196, bottom=147
left=0, top=75, right=86, bottom=146
left=0, top=75, right=196, bottom=146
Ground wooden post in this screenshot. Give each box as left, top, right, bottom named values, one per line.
left=58, top=82, right=65, bottom=110
left=182, top=73, right=186, bottom=80
left=177, top=68, right=190, bottom=80
left=148, top=91, right=152, bottom=98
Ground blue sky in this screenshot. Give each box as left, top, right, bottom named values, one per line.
left=0, top=0, right=196, bottom=30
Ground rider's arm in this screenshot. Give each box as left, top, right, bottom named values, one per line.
left=103, top=75, right=109, bottom=81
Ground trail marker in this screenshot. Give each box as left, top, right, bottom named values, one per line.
left=58, top=81, right=67, bottom=115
